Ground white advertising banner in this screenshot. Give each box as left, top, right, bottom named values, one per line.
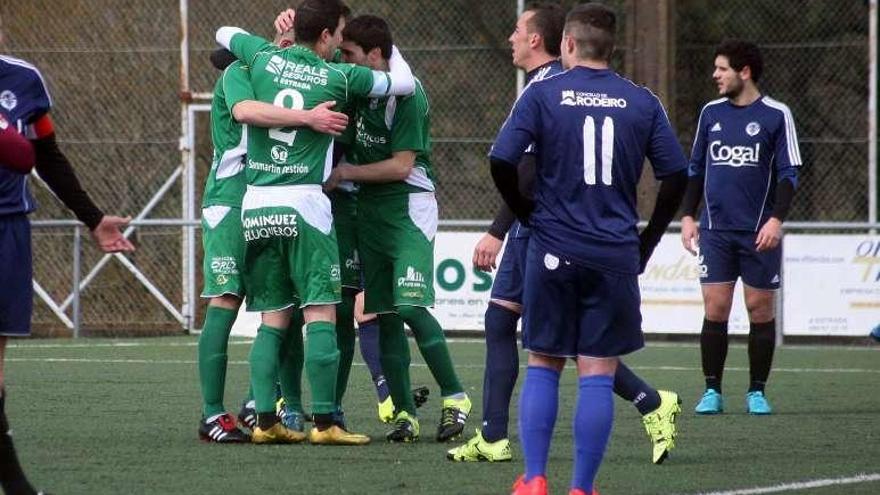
left=783, top=235, right=880, bottom=336
left=230, top=232, right=879, bottom=337
left=639, top=234, right=750, bottom=334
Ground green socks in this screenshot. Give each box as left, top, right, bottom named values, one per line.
left=305, top=321, right=340, bottom=415
left=278, top=310, right=305, bottom=413
left=398, top=306, right=464, bottom=397
left=249, top=324, right=284, bottom=414
left=334, top=294, right=356, bottom=409
left=378, top=313, right=416, bottom=415
left=198, top=306, right=237, bottom=418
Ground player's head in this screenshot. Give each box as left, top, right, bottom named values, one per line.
left=294, top=0, right=351, bottom=58
left=560, top=3, right=616, bottom=69
left=713, top=40, right=763, bottom=98
left=341, top=15, right=393, bottom=70
left=508, top=2, right=565, bottom=71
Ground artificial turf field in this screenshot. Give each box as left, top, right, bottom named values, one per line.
left=4, top=336, right=879, bottom=495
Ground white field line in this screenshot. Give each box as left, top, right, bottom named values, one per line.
left=5, top=356, right=880, bottom=374
left=686, top=472, right=880, bottom=495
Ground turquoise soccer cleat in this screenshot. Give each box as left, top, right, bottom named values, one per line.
left=694, top=389, right=724, bottom=414
left=746, top=391, right=773, bottom=415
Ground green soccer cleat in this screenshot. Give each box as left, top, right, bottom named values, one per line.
left=378, top=396, right=395, bottom=423
left=447, top=429, right=512, bottom=462
left=436, top=394, right=472, bottom=442
left=694, top=388, right=724, bottom=414
left=386, top=410, right=420, bottom=443
left=746, top=391, right=773, bottom=415
left=641, top=390, right=681, bottom=464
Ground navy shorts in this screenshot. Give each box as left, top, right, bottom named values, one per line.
left=490, top=236, right=528, bottom=304
left=0, top=214, right=33, bottom=337
left=699, top=229, right=781, bottom=290
left=521, top=240, right=644, bottom=358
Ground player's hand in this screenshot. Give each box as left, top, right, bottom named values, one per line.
left=91, top=215, right=136, bottom=253
left=306, top=101, right=348, bottom=136
left=274, top=9, right=296, bottom=35
left=323, top=165, right=348, bottom=193
left=472, top=233, right=503, bottom=272
left=755, top=217, right=782, bottom=252
left=680, top=216, right=699, bottom=256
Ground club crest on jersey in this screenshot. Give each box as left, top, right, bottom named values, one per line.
left=709, top=141, right=761, bottom=168
left=270, top=145, right=289, bottom=164
left=0, top=90, right=17, bottom=110
left=746, top=121, right=761, bottom=136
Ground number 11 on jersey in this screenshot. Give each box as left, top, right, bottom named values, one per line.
left=583, top=115, right=614, bottom=186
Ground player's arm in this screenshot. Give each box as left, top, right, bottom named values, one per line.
left=333, top=150, right=415, bottom=185
left=680, top=105, right=712, bottom=255
left=215, top=27, right=274, bottom=66
left=639, top=98, right=689, bottom=272
left=0, top=117, right=35, bottom=174
left=232, top=101, right=348, bottom=135
left=489, top=88, right=541, bottom=222
left=29, top=114, right=134, bottom=252
left=756, top=108, right=803, bottom=252
left=347, top=47, right=415, bottom=99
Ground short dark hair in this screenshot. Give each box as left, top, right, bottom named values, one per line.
left=564, top=2, right=616, bottom=61
left=525, top=2, right=566, bottom=57
left=342, top=15, right=393, bottom=59
left=715, top=39, right=764, bottom=82
left=294, top=0, right=351, bottom=44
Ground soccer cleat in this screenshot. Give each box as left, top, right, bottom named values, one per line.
left=278, top=406, right=305, bottom=432
left=308, top=425, right=371, bottom=445
left=386, top=410, right=420, bottom=443
left=198, top=413, right=251, bottom=443
left=511, top=474, right=547, bottom=495
left=746, top=391, right=773, bottom=415
left=436, top=394, right=472, bottom=442
left=378, top=396, right=395, bottom=423
left=251, top=422, right=307, bottom=444
left=694, top=388, right=724, bottom=414
left=641, top=390, right=682, bottom=464
left=447, top=429, right=512, bottom=462
left=412, top=386, right=430, bottom=408
left=237, top=400, right=257, bottom=430
left=870, top=324, right=880, bottom=342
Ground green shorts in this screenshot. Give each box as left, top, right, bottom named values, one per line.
left=241, top=190, right=342, bottom=312
left=358, top=191, right=437, bottom=314
left=331, top=190, right=361, bottom=290
left=201, top=205, right=244, bottom=298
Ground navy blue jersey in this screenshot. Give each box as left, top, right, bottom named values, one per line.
left=688, top=96, right=801, bottom=231
left=510, top=59, right=564, bottom=239
left=491, top=66, right=686, bottom=274
left=0, top=55, right=52, bottom=216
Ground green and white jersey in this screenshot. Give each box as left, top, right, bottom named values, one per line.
left=349, top=78, right=435, bottom=197
left=202, top=60, right=254, bottom=208
left=227, top=33, right=379, bottom=188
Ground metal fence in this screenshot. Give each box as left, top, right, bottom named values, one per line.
left=1, top=1, right=876, bottom=335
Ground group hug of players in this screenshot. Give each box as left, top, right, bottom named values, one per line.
left=194, top=1, right=801, bottom=494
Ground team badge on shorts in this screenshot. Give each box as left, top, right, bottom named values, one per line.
left=746, top=121, right=761, bottom=136
left=544, top=253, right=560, bottom=270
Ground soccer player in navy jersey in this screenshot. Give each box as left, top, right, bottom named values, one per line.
left=450, top=1, right=682, bottom=467
left=490, top=4, right=688, bottom=494
left=681, top=40, right=801, bottom=416
left=1, top=16, right=134, bottom=495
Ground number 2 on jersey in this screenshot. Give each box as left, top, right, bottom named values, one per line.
left=269, top=88, right=305, bottom=145
left=583, top=116, right=614, bottom=186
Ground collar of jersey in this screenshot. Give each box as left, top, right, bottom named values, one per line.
left=287, top=44, right=322, bottom=62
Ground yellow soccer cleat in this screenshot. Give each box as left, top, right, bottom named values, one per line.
left=447, top=429, right=512, bottom=462
left=386, top=410, right=420, bottom=443
left=378, top=396, right=395, bottom=423
left=308, top=425, right=371, bottom=446
left=437, top=394, right=472, bottom=442
left=641, top=390, right=682, bottom=464
left=252, top=422, right=307, bottom=444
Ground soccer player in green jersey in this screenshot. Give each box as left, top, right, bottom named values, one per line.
left=198, top=31, right=350, bottom=443
left=215, top=0, right=416, bottom=445
left=326, top=14, right=472, bottom=444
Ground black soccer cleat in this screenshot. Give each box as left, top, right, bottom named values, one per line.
left=237, top=401, right=257, bottom=430
left=199, top=413, right=251, bottom=443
